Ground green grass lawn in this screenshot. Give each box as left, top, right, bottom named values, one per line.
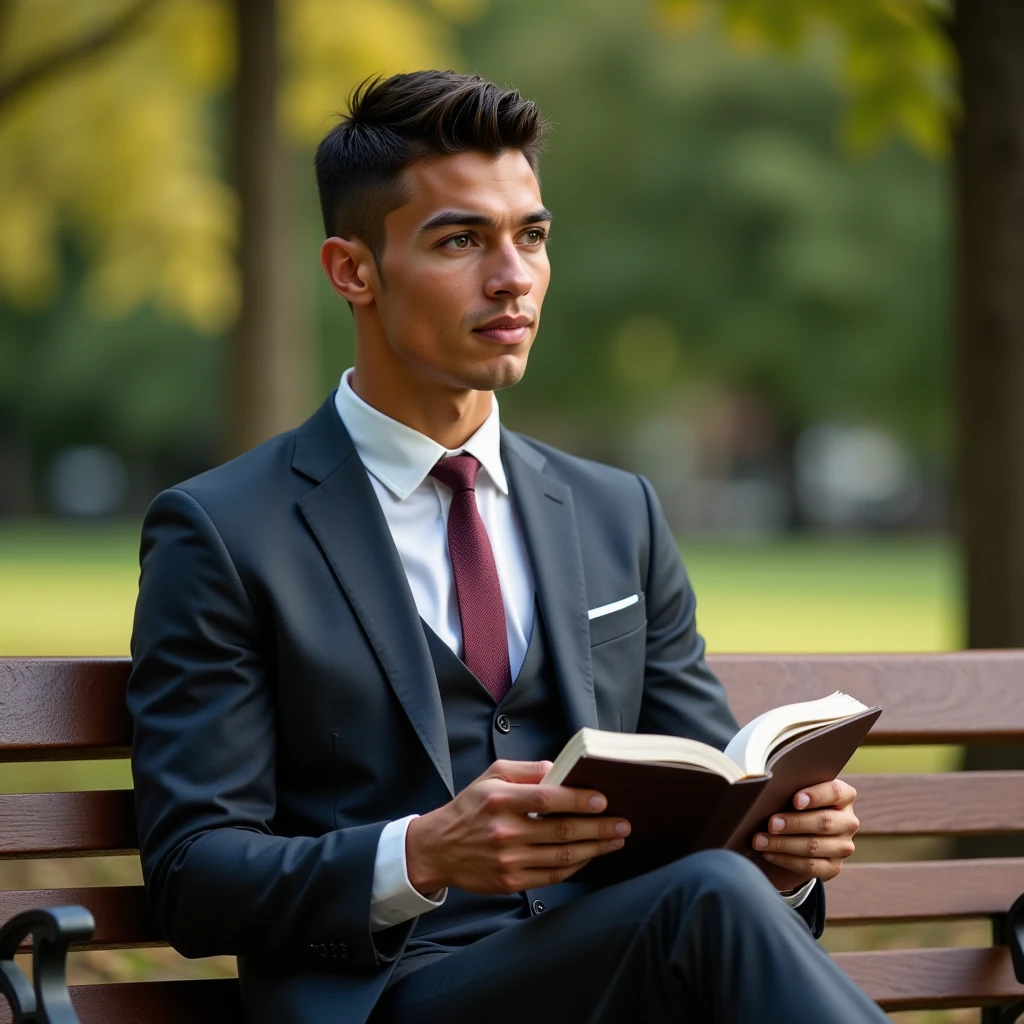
left=0, top=522, right=962, bottom=657
left=0, top=522, right=963, bottom=783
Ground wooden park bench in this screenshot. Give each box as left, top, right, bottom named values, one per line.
left=2, top=653, right=1024, bottom=1022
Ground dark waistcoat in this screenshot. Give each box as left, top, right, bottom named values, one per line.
left=393, top=605, right=584, bottom=978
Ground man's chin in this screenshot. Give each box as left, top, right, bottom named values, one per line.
left=454, top=352, right=528, bottom=392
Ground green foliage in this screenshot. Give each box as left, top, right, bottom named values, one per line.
left=0, top=0, right=953, bottom=482
left=462, top=0, right=950, bottom=454
left=660, top=0, right=957, bottom=157
left=0, top=0, right=462, bottom=330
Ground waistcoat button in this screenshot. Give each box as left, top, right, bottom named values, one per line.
left=495, top=714, right=511, bottom=734
left=532, top=899, right=546, bottom=914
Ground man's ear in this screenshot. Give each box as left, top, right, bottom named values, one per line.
left=320, top=236, right=378, bottom=306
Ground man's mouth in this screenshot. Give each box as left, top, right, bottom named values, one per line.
left=472, top=317, right=533, bottom=345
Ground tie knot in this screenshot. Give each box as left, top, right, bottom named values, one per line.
left=429, top=453, right=480, bottom=493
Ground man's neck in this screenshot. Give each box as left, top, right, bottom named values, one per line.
left=349, top=362, right=494, bottom=451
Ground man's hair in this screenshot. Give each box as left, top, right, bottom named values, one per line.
left=314, top=70, right=548, bottom=266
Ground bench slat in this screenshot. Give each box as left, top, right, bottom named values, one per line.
left=828, top=858, right=1024, bottom=923
left=0, top=887, right=156, bottom=949
left=834, top=945, right=1024, bottom=1010
left=0, top=979, right=242, bottom=1024
left=712, top=651, right=1024, bottom=743
left=5, top=859, right=1022, bottom=950
left=1, top=773, right=1021, bottom=861
left=0, top=659, right=132, bottom=761
left=847, top=772, right=1024, bottom=835
left=0, top=792, right=137, bottom=858
left=0, top=952, right=1018, bottom=1019
left=4, top=653, right=1024, bottom=756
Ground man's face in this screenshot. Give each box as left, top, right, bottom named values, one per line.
left=373, top=149, right=551, bottom=392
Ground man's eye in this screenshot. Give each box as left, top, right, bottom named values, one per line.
left=443, top=234, right=473, bottom=249
left=521, top=229, right=547, bottom=245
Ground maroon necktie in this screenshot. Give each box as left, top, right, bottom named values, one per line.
left=429, top=454, right=512, bottom=702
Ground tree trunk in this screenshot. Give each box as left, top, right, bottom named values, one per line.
left=227, top=0, right=311, bottom=459
left=953, top=0, right=1024, bottom=855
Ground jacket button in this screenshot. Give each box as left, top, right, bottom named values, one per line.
left=496, top=714, right=511, bottom=734
left=532, top=899, right=546, bottom=914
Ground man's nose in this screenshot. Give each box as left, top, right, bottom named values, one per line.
left=485, top=243, right=533, bottom=299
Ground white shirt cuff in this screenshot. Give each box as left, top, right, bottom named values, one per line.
left=779, top=878, right=816, bottom=908
left=370, top=814, right=447, bottom=933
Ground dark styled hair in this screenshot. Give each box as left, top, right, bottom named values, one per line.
left=314, top=70, right=548, bottom=266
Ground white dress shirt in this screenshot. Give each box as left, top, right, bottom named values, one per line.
left=333, top=368, right=812, bottom=932
left=334, top=368, right=535, bottom=931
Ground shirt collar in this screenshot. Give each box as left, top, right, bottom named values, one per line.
left=333, top=367, right=508, bottom=501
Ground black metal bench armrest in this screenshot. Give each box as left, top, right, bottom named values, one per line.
left=1010, top=891, right=1024, bottom=985
left=0, top=905, right=94, bottom=1024
left=989, top=893, right=1024, bottom=1024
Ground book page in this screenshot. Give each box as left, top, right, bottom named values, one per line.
left=724, top=691, right=871, bottom=776
left=544, top=728, right=746, bottom=785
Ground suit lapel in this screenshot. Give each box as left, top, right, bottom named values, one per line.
left=293, top=396, right=455, bottom=797
left=502, top=431, right=599, bottom=733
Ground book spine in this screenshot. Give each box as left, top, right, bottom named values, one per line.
left=692, top=776, right=767, bottom=850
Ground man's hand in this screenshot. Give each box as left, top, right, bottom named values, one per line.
left=406, top=759, right=630, bottom=896
left=752, top=779, right=859, bottom=891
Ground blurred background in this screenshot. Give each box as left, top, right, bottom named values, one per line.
left=1, top=1, right=1021, bottom=1021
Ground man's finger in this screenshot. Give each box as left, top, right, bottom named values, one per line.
left=504, top=783, right=608, bottom=816
left=531, top=837, right=626, bottom=869
left=483, top=760, right=555, bottom=784
left=764, top=807, right=859, bottom=836
left=512, top=838, right=627, bottom=889
left=529, top=815, right=631, bottom=844
left=793, top=778, right=856, bottom=811
left=760, top=851, right=839, bottom=880
left=753, top=833, right=856, bottom=858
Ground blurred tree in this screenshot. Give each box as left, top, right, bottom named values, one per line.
left=952, top=1, right=1024, bottom=652
left=659, top=0, right=1024, bottom=650
left=462, top=0, right=948, bottom=455
left=657, top=0, right=1024, bottom=856
left=0, top=0, right=463, bottom=461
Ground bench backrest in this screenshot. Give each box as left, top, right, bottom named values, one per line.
left=2, top=653, right=1024, bottom=1021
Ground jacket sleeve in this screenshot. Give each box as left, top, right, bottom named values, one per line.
left=634, top=474, right=739, bottom=750
left=634, top=474, right=826, bottom=937
left=126, top=487, right=411, bottom=968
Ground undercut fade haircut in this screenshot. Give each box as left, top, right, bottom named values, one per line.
left=314, top=70, right=548, bottom=267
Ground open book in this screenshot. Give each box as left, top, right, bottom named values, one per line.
left=541, top=692, right=881, bottom=882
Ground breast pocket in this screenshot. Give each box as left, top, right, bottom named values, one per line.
left=588, top=592, right=646, bottom=646
left=588, top=593, right=647, bottom=731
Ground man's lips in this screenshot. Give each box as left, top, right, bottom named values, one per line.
left=472, top=325, right=531, bottom=344
left=472, top=318, right=533, bottom=345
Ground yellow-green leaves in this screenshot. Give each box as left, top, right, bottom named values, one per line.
left=659, top=0, right=956, bottom=158
left=0, top=0, right=470, bottom=329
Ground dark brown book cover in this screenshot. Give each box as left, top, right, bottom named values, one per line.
left=561, top=707, right=881, bottom=885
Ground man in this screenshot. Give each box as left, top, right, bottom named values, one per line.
left=127, top=70, right=886, bottom=1023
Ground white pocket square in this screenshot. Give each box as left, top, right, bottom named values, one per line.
left=587, top=594, right=639, bottom=621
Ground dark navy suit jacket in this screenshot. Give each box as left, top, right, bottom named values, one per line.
left=126, top=391, right=822, bottom=1024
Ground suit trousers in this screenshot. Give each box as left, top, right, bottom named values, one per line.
left=370, top=850, right=887, bottom=1024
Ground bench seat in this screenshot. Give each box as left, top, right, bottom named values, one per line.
left=2, top=654, right=1024, bottom=1021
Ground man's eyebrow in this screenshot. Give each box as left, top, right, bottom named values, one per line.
left=418, top=208, right=554, bottom=232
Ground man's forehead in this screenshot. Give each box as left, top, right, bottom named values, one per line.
left=393, top=150, right=544, bottom=230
